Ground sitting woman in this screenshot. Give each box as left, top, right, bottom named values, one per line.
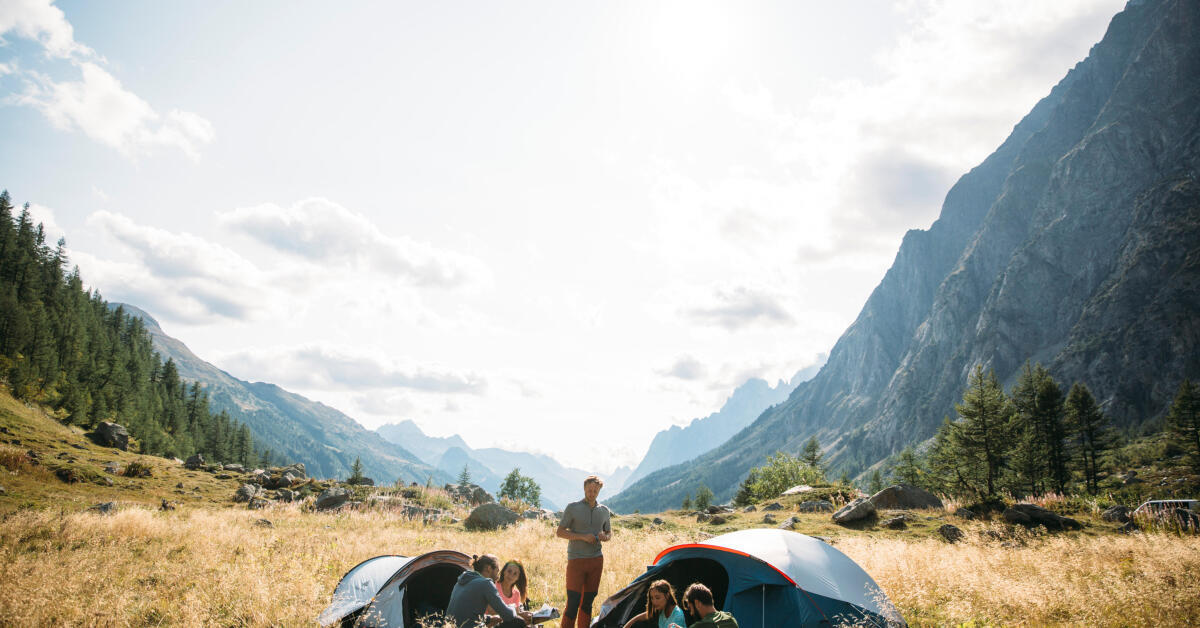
left=495, top=560, right=529, bottom=611
left=622, top=579, right=685, bottom=628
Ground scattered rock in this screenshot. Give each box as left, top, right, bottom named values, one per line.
left=763, top=502, right=784, bottom=511
left=255, top=519, right=273, bottom=528
left=954, top=508, right=976, bottom=520
left=94, top=422, right=130, bottom=450
left=1119, top=521, right=1140, bottom=534
left=796, top=500, right=834, bottom=513
left=248, top=498, right=271, bottom=510
left=316, top=487, right=352, bottom=511
left=652, top=517, right=664, bottom=525
left=776, top=516, right=797, bottom=530
left=762, top=514, right=777, bottom=524
left=215, top=474, right=234, bottom=480
left=1101, top=506, right=1132, bottom=524
left=782, top=485, right=813, bottom=496
left=742, top=505, right=757, bottom=512
left=869, top=485, right=943, bottom=510
left=223, top=463, right=246, bottom=473
left=100, top=476, right=113, bottom=486
left=465, top=503, right=521, bottom=531
left=184, top=454, right=205, bottom=470
left=234, top=483, right=260, bottom=503
left=89, top=502, right=116, bottom=515
left=709, top=515, right=728, bottom=525
left=275, top=463, right=307, bottom=480
left=1003, top=504, right=1082, bottom=531
left=696, top=513, right=712, bottom=523
left=881, top=516, right=908, bottom=530
left=55, top=467, right=81, bottom=483
left=938, top=524, right=964, bottom=543
left=832, top=498, right=876, bottom=524
left=71, top=443, right=87, bottom=450
left=176, top=482, right=185, bottom=489
left=103, top=462, right=121, bottom=475
left=160, top=499, right=175, bottom=511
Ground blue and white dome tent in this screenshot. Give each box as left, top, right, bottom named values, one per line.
left=317, top=550, right=471, bottom=628
left=592, top=529, right=905, bottom=627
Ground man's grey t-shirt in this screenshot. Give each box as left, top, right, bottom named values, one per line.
left=559, top=499, right=612, bottom=559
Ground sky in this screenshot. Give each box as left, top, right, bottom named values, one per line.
left=0, top=0, right=1126, bottom=474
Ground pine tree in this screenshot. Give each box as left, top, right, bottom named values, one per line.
left=1010, top=363, right=1067, bottom=495
left=1065, top=382, right=1111, bottom=494
left=952, top=365, right=1014, bottom=497
left=694, top=484, right=714, bottom=510
left=868, top=469, right=884, bottom=493
left=800, top=436, right=824, bottom=470
left=457, top=464, right=472, bottom=486
left=1165, top=379, right=1200, bottom=473
left=348, top=457, right=365, bottom=484
left=891, top=446, right=925, bottom=488
left=681, top=494, right=692, bottom=511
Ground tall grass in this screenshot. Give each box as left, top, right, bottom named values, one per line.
left=0, top=505, right=1198, bottom=626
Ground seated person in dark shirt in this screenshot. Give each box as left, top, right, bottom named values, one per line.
left=446, top=554, right=533, bottom=628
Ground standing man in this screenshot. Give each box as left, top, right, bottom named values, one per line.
left=556, top=475, right=611, bottom=628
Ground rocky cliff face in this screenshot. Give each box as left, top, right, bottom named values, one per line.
left=610, top=0, right=1200, bottom=513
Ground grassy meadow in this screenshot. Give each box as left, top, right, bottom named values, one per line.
left=3, top=395, right=1200, bottom=626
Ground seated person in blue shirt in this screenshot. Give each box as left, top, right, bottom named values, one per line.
left=623, top=580, right=686, bottom=628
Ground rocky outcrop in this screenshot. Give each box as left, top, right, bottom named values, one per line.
left=869, top=485, right=942, bottom=510
left=315, top=488, right=352, bottom=511
left=465, top=503, right=520, bottom=531
left=184, top=454, right=205, bottom=470
left=832, top=498, right=875, bottom=524
left=796, top=500, right=834, bottom=513
left=1003, top=504, right=1082, bottom=531
left=938, top=524, right=965, bottom=543
left=93, top=422, right=130, bottom=450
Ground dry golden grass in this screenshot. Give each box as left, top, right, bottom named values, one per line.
left=1, top=503, right=1198, bottom=627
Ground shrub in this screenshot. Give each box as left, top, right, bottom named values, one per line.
left=123, top=461, right=153, bottom=478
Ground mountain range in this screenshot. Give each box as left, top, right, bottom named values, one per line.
left=117, top=303, right=452, bottom=485
left=610, top=0, right=1200, bottom=513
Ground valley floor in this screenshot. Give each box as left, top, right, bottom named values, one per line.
left=1, top=505, right=1198, bottom=626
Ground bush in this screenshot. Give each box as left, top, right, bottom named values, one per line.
left=123, top=461, right=153, bottom=478
left=734, top=451, right=824, bottom=505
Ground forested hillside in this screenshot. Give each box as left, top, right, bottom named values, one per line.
left=0, top=191, right=262, bottom=466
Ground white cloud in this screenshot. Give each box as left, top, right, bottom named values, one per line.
left=219, top=198, right=488, bottom=288
left=15, top=63, right=213, bottom=159
left=1, top=1, right=212, bottom=158
left=76, top=211, right=269, bottom=323
left=216, top=344, right=487, bottom=394
left=661, top=355, right=708, bottom=381
left=25, top=202, right=65, bottom=245
left=0, top=0, right=92, bottom=59
left=683, top=285, right=795, bottom=331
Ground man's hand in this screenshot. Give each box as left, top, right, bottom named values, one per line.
left=518, top=609, right=533, bottom=623
left=485, top=614, right=502, bottom=627
left=598, top=531, right=611, bottom=542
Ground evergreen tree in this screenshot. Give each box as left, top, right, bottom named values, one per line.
left=681, top=494, right=692, bottom=511
left=800, top=436, right=824, bottom=470
left=1165, top=379, right=1200, bottom=473
left=891, top=446, right=925, bottom=488
left=1009, top=362, right=1068, bottom=495
left=868, top=469, right=884, bottom=493
left=694, top=484, right=714, bottom=510
left=951, top=365, right=1014, bottom=497
left=457, top=464, right=472, bottom=486
left=1065, top=382, right=1112, bottom=494
left=348, top=456, right=365, bottom=484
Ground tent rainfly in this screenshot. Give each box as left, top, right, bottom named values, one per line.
left=317, top=550, right=471, bottom=628
left=592, top=528, right=905, bottom=627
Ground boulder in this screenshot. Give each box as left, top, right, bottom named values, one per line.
left=470, top=486, right=494, bottom=505
left=223, top=463, right=246, bottom=473
left=762, top=502, right=784, bottom=511
left=281, top=472, right=298, bottom=487
left=248, top=498, right=271, bottom=510
left=696, top=513, right=712, bottom=523
left=160, top=499, right=175, bottom=511
left=776, top=516, right=797, bottom=530
left=94, top=422, right=130, bottom=450
left=954, top=508, right=976, bottom=520
left=1003, top=504, right=1082, bottom=531
left=234, top=483, right=260, bottom=503
left=1101, top=506, right=1132, bottom=523
left=103, top=462, right=121, bottom=474
left=832, top=498, right=875, bottom=524
left=276, top=463, right=306, bottom=479
left=652, top=517, right=664, bottom=525
left=465, top=503, right=520, bottom=531
left=938, top=524, right=964, bottom=543
left=184, top=454, right=205, bottom=470
left=881, top=516, right=908, bottom=530
left=255, top=519, right=273, bottom=528
left=276, top=489, right=297, bottom=503
left=796, top=500, right=834, bottom=513
left=316, top=487, right=353, bottom=511
left=782, top=485, right=813, bottom=496
left=868, top=485, right=943, bottom=510
left=89, top=502, right=116, bottom=515
left=522, top=509, right=541, bottom=520
left=709, top=515, right=728, bottom=525
left=175, top=482, right=185, bottom=489
left=762, top=514, right=777, bottom=524
left=742, top=505, right=757, bottom=512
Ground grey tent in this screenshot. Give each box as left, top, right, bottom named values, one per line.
left=317, top=550, right=471, bottom=627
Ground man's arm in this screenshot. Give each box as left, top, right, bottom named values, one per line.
left=555, top=524, right=597, bottom=542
